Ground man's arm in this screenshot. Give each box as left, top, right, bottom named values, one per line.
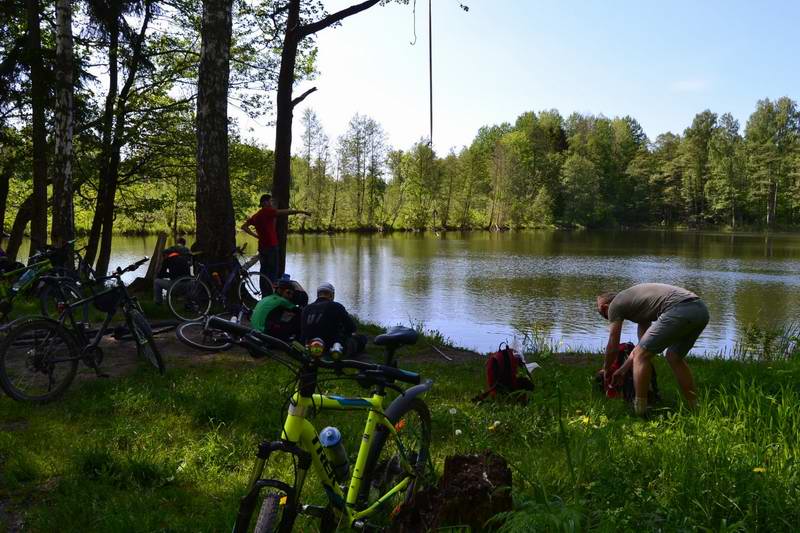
left=339, top=304, right=356, bottom=337
left=603, top=320, right=623, bottom=377
left=637, top=321, right=651, bottom=341
left=240, top=220, right=258, bottom=239
left=275, top=209, right=311, bottom=216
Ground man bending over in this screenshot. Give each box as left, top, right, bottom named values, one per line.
left=596, top=283, right=709, bottom=416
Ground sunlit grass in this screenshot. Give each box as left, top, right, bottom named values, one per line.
left=0, top=339, right=798, bottom=531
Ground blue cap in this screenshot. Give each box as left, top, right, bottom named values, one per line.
left=319, top=426, right=341, bottom=447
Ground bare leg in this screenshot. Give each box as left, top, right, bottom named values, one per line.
left=631, top=346, right=653, bottom=416
left=665, top=351, right=697, bottom=409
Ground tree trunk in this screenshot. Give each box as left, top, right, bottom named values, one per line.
left=272, top=0, right=383, bottom=272
left=272, top=0, right=301, bottom=276
left=7, top=195, right=35, bottom=262
left=51, top=0, right=75, bottom=247
left=195, top=0, right=235, bottom=264
left=26, top=0, right=48, bottom=252
left=94, top=4, right=152, bottom=275
left=85, top=19, right=119, bottom=267
left=95, top=178, right=117, bottom=275
left=0, top=167, right=11, bottom=232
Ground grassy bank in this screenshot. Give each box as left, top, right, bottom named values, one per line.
left=1, top=332, right=798, bottom=531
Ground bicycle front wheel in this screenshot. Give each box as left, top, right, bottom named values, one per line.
left=39, top=279, right=86, bottom=321
left=0, top=317, right=79, bottom=402
left=128, top=310, right=165, bottom=374
left=253, top=492, right=289, bottom=533
left=238, top=271, right=272, bottom=310
left=168, top=276, right=212, bottom=321
left=176, top=320, right=233, bottom=352
left=360, top=398, right=433, bottom=520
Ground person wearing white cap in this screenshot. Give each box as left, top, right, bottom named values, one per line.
left=301, top=282, right=366, bottom=357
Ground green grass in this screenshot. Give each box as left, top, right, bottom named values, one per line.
left=0, top=338, right=799, bottom=531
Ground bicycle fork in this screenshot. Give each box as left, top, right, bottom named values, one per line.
left=233, top=440, right=311, bottom=533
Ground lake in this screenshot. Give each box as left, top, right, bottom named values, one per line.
left=24, top=230, right=800, bottom=355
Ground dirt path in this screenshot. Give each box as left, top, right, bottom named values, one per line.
left=71, top=329, right=483, bottom=383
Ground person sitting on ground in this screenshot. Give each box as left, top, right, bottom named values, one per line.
left=596, top=283, right=709, bottom=416
left=154, top=237, right=191, bottom=304
left=301, top=282, right=366, bottom=358
left=250, top=278, right=301, bottom=341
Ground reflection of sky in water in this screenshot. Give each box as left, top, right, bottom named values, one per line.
left=52, top=231, right=800, bottom=356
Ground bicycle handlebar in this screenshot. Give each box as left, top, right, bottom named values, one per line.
left=206, top=316, right=421, bottom=385
left=94, top=257, right=149, bottom=282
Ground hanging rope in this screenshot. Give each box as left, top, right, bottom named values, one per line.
left=428, top=0, right=433, bottom=147
left=410, top=0, right=435, bottom=147
left=410, top=0, right=417, bottom=45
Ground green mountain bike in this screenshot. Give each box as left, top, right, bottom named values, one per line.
left=205, top=318, right=433, bottom=532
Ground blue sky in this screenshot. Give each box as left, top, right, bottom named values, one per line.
left=235, top=0, right=800, bottom=154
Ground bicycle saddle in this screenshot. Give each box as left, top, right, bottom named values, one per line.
left=374, top=326, right=419, bottom=348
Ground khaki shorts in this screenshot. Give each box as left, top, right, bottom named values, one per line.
left=639, top=299, right=709, bottom=357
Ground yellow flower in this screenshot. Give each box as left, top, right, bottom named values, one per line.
left=580, top=415, right=590, bottom=425
left=752, top=467, right=767, bottom=473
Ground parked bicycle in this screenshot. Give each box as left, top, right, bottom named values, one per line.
left=0, top=257, right=165, bottom=403
left=0, top=240, right=83, bottom=323
left=202, top=317, right=432, bottom=532
left=167, top=245, right=271, bottom=322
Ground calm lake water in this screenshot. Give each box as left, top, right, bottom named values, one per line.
left=23, top=230, right=800, bottom=355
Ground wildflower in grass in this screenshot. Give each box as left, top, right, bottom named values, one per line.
left=488, top=420, right=501, bottom=431
left=449, top=408, right=457, bottom=415
left=455, top=429, right=462, bottom=437
left=752, top=467, right=766, bottom=473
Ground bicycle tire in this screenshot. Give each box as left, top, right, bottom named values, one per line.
left=128, top=309, right=166, bottom=374
left=0, top=317, right=79, bottom=402
left=175, top=320, right=233, bottom=352
left=238, top=271, right=272, bottom=309
left=253, top=492, right=286, bottom=533
left=359, top=398, right=433, bottom=518
left=38, top=279, right=87, bottom=321
left=168, top=276, right=212, bottom=321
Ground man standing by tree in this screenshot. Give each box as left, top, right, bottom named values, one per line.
left=241, top=193, right=310, bottom=293
left=596, top=283, right=709, bottom=416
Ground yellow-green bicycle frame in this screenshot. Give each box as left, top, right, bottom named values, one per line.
left=240, top=388, right=422, bottom=529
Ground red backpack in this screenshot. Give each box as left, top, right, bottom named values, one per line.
left=474, top=343, right=534, bottom=402
left=487, top=343, right=521, bottom=397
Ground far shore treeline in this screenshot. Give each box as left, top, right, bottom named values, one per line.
left=4, top=98, right=799, bottom=238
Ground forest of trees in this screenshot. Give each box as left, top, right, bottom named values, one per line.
left=290, top=98, right=800, bottom=232
left=1, top=0, right=799, bottom=274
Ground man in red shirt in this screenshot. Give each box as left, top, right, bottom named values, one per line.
left=241, top=193, right=310, bottom=293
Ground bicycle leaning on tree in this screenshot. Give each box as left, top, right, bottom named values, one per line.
left=203, top=317, right=433, bottom=532
left=166, top=245, right=271, bottom=322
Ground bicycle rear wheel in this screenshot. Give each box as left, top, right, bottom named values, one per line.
left=168, top=276, right=212, bottom=321
left=0, top=317, right=79, bottom=402
left=128, top=310, right=166, bottom=374
left=238, top=271, right=272, bottom=310
left=176, top=320, right=233, bottom=352
left=359, top=398, right=433, bottom=521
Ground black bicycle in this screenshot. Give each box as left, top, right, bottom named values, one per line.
left=167, top=245, right=271, bottom=322
left=0, top=258, right=165, bottom=403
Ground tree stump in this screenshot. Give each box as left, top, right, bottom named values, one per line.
left=390, top=451, right=513, bottom=532
left=127, top=232, right=165, bottom=293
